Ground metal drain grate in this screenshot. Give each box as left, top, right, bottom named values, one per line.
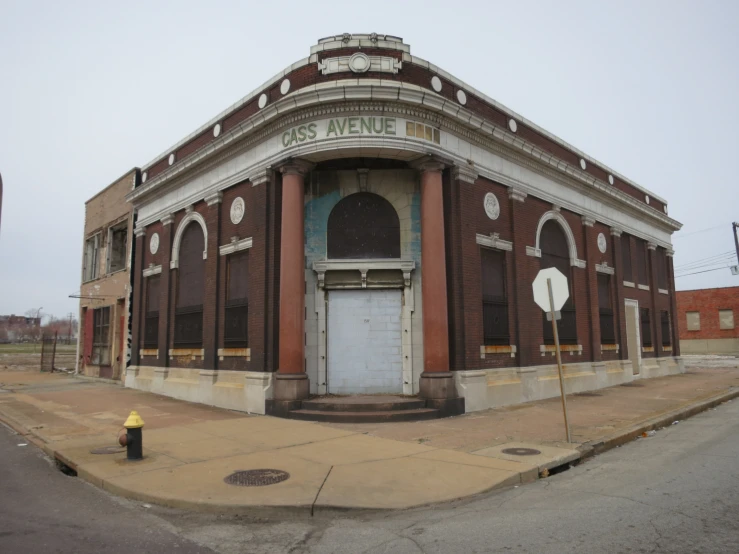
left=224, top=469, right=290, bottom=487
left=90, top=446, right=126, bottom=455
left=502, top=447, right=541, bottom=456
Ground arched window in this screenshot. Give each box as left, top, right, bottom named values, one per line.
left=174, top=222, right=205, bottom=347
left=540, top=220, right=577, bottom=344
left=327, top=193, right=400, bottom=259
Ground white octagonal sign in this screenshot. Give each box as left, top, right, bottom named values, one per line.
left=532, top=267, right=569, bottom=313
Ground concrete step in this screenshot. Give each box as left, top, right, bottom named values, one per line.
left=302, top=396, right=426, bottom=412
left=288, top=407, right=440, bottom=423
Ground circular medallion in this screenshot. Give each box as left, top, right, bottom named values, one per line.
left=168, top=153, right=175, bottom=166
left=213, top=123, right=221, bottom=138
left=608, top=174, right=614, bottom=185
left=431, top=75, right=442, bottom=92
left=141, top=171, right=148, bottom=183
left=258, top=93, right=268, bottom=109
left=457, top=89, right=467, bottom=105
left=484, top=192, right=500, bottom=220
left=508, top=118, right=517, bottom=133
left=579, top=158, right=587, bottom=170
left=348, top=52, right=370, bottom=73
left=230, top=197, right=245, bottom=224
left=280, top=78, right=290, bottom=95
left=150, top=233, right=160, bottom=255
left=597, top=232, right=607, bottom=254
left=645, top=195, right=650, bottom=204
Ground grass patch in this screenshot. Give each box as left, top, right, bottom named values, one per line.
left=0, top=343, right=76, bottom=355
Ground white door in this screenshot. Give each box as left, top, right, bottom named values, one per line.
left=625, top=299, right=641, bottom=375
left=327, top=289, right=403, bottom=394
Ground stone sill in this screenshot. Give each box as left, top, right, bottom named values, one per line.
left=480, top=344, right=517, bottom=359
left=638, top=284, right=650, bottom=291
left=540, top=344, right=583, bottom=356
left=218, top=347, right=251, bottom=361
left=601, top=344, right=620, bottom=353
left=169, top=348, right=204, bottom=360
left=658, top=288, right=669, bottom=295
left=140, top=348, right=158, bottom=359
left=642, top=346, right=655, bottom=353
left=662, top=345, right=673, bottom=352
left=623, top=281, right=635, bottom=288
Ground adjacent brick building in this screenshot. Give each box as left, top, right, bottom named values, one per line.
left=124, top=34, right=683, bottom=418
left=76, top=169, right=138, bottom=379
left=677, top=286, right=739, bottom=355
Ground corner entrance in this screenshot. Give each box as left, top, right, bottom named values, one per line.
left=327, top=289, right=403, bottom=394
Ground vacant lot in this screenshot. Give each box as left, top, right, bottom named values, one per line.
left=0, top=343, right=76, bottom=371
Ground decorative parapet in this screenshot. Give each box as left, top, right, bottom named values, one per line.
left=313, top=259, right=415, bottom=289
left=318, top=53, right=402, bottom=75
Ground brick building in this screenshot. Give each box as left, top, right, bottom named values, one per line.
left=677, top=286, right=739, bottom=355
left=125, top=34, right=683, bottom=419
left=76, top=169, right=138, bottom=379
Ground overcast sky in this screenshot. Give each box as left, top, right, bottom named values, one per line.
left=1, top=0, right=737, bottom=320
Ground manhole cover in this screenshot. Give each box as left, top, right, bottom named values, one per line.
left=502, top=447, right=541, bottom=456
left=224, top=469, right=290, bottom=487
left=90, top=446, right=126, bottom=455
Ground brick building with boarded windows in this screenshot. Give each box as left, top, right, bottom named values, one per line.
left=124, top=34, right=683, bottom=420
left=677, top=286, right=739, bottom=355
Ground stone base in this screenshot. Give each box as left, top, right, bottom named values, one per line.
left=265, top=399, right=303, bottom=418
left=419, top=372, right=458, bottom=399
left=273, top=373, right=310, bottom=400
left=426, top=397, right=465, bottom=417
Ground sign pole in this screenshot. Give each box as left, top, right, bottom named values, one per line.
left=548, top=278, right=571, bottom=443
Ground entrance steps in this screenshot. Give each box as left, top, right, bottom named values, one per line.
left=288, top=395, right=441, bottom=423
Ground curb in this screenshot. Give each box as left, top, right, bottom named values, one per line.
left=578, top=387, right=739, bottom=459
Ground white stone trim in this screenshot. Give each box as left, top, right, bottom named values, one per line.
left=160, top=214, right=175, bottom=226
left=205, top=191, right=223, bottom=206
left=313, top=259, right=415, bottom=289
left=647, top=242, right=657, bottom=251
left=318, top=54, right=402, bottom=75
left=659, top=288, right=669, bottom=295
left=574, top=259, right=587, bottom=269
left=581, top=215, right=595, bottom=227
left=480, top=344, right=517, bottom=359
left=601, top=344, right=620, bottom=354
left=526, top=246, right=541, bottom=258
left=134, top=227, right=146, bottom=238
left=476, top=233, right=513, bottom=251
left=535, top=210, right=581, bottom=267
left=142, top=264, right=162, bottom=278
left=595, top=262, right=615, bottom=275
left=540, top=344, right=583, bottom=356
left=452, top=163, right=478, bottom=184
left=170, top=211, right=208, bottom=270
left=638, top=284, right=650, bottom=291
left=624, top=281, right=635, bottom=288
left=247, top=166, right=270, bottom=186
left=610, top=227, right=623, bottom=237
left=508, top=187, right=527, bottom=202
left=219, top=236, right=253, bottom=256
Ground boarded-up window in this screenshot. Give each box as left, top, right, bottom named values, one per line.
left=622, top=235, right=633, bottom=282
left=719, top=309, right=735, bottom=330
left=481, top=248, right=509, bottom=345
left=144, top=276, right=160, bottom=348
left=636, top=240, right=648, bottom=286
left=108, top=222, right=128, bottom=273
left=327, top=193, right=400, bottom=259
left=174, top=222, right=205, bottom=347
left=598, top=274, right=615, bottom=344
left=661, top=311, right=671, bottom=346
left=92, top=307, right=110, bottom=365
left=640, top=308, right=652, bottom=347
left=540, top=220, right=577, bottom=345
left=686, top=311, right=700, bottom=331
left=225, top=251, right=249, bottom=347
left=83, top=234, right=100, bottom=282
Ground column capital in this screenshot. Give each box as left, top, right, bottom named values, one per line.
left=409, top=155, right=449, bottom=174
left=666, top=248, right=675, bottom=257
left=610, top=226, right=623, bottom=237
left=508, top=187, right=527, bottom=203
left=205, top=191, right=223, bottom=206
left=581, top=215, right=596, bottom=227
left=134, top=227, right=146, bottom=238
left=451, top=163, right=478, bottom=184
left=247, top=166, right=271, bottom=186
left=277, top=158, right=314, bottom=177
left=647, top=242, right=657, bottom=251
left=160, top=214, right=175, bottom=226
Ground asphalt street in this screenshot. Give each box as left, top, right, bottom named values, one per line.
left=2, top=397, right=738, bottom=553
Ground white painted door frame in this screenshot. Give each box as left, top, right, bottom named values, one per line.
left=624, top=298, right=641, bottom=376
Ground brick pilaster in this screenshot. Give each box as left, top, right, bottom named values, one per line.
left=508, top=187, right=532, bottom=366
left=648, top=242, right=662, bottom=356
left=582, top=217, right=601, bottom=361
left=203, top=192, right=223, bottom=369
left=158, top=215, right=174, bottom=365
left=667, top=251, right=680, bottom=356
left=130, top=230, right=145, bottom=366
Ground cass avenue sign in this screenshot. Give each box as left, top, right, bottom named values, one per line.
left=281, top=117, right=397, bottom=148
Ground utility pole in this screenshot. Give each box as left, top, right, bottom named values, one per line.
left=733, top=222, right=739, bottom=264
left=67, top=312, right=74, bottom=343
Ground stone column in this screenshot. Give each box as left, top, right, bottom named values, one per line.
left=269, top=159, right=314, bottom=414
left=648, top=242, right=662, bottom=356
left=130, top=228, right=146, bottom=367
left=610, top=227, right=627, bottom=360
left=157, top=215, right=174, bottom=366
left=582, top=216, right=601, bottom=361
left=413, top=158, right=463, bottom=416
left=203, top=191, right=223, bottom=369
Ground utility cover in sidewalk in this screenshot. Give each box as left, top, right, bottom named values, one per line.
left=224, top=469, right=290, bottom=487
left=501, top=447, right=541, bottom=456
left=90, top=446, right=126, bottom=455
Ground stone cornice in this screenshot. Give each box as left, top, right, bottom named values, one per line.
left=610, top=227, right=623, bottom=237
left=508, top=187, right=527, bottom=202
left=127, top=95, right=680, bottom=245
left=581, top=215, right=595, bottom=227
left=451, top=163, right=478, bottom=184
left=247, top=166, right=271, bottom=186
left=134, top=228, right=146, bottom=238
left=160, top=214, right=175, bottom=226
left=205, top=191, right=223, bottom=206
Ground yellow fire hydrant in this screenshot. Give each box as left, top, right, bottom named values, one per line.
left=120, top=410, right=145, bottom=461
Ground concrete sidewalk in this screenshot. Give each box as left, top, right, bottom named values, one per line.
left=0, top=364, right=737, bottom=513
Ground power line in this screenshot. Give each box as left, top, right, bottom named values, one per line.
left=675, top=251, right=734, bottom=269
left=675, top=255, right=736, bottom=272
left=675, top=266, right=733, bottom=278
left=672, top=224, right=727, bottom=240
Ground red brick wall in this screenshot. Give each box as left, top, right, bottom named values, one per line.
left=677, top=287, right=739, bottom=340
